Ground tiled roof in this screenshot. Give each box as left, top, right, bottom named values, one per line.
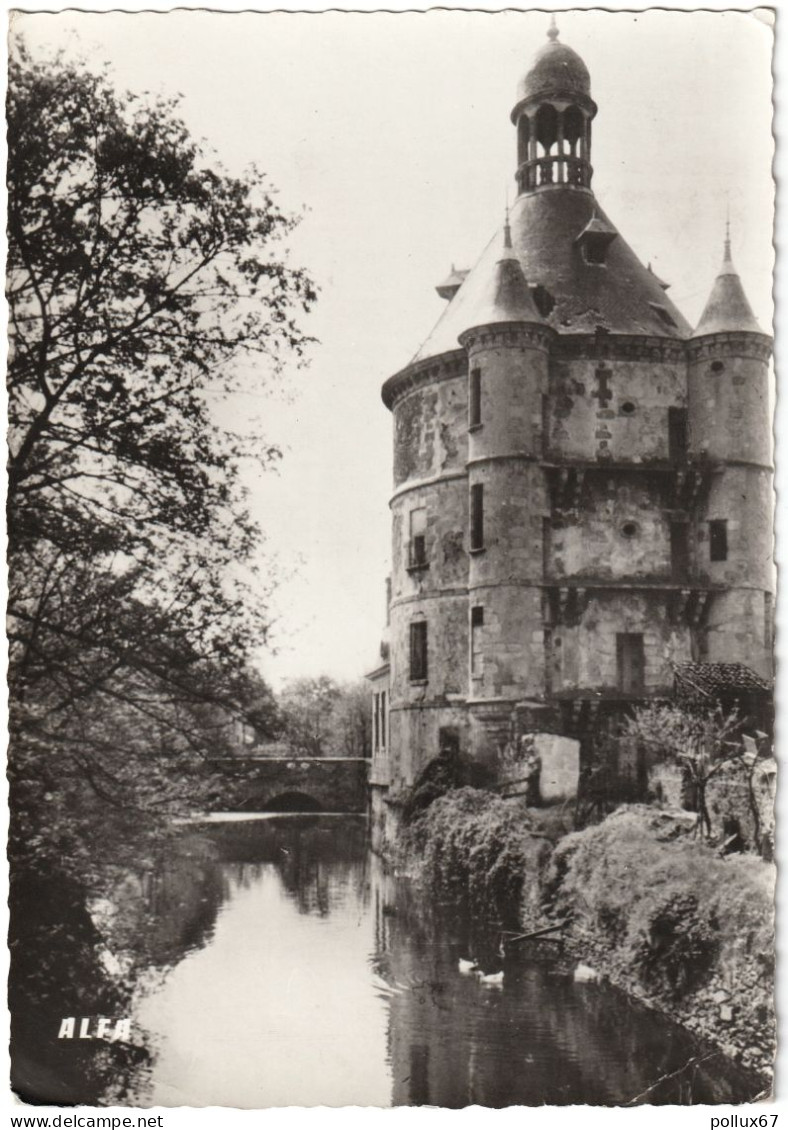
left=673, top=662, right=771, bottom=698
left=517, top=39, right=591, bottom=104
left=693, top=240, right=764, bottom=337
left=407, top=188, right=692, bottom=367
left=459, top=231, right=543, bottom=332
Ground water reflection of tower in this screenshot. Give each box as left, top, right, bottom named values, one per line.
left=371, top=860, right=478, bottom=1108
left=370, top=856, right=761, bottom=1106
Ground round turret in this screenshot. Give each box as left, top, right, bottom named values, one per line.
left=687, top=229, right=773, bottom=679
left=688, top=230, right=771, bottom=466
left=457, top=226, right=553, bottom=761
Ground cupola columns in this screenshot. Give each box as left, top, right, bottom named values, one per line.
left=511, top=20, right=597, bottom=196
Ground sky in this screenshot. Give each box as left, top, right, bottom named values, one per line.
left=12, top=7, right=776, bottom=690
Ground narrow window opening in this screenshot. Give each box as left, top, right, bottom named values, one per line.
left=542, top=517, right=552, bottom=576
left=470, top=483, right=484, bottom=551
left=380, top=690, right=386, bottom=751
left=469, top=368, right=482, bottom=429
left=711, top=361, right=725, bottom=374
left=620, top=401, right=636, bottom=416
left=670, top=522, right=689, bottom=580
left=541, top=394, right=550, bottom=455
left=409, top=620, right=428, bottom=682
left=617, top=633, right=645, bottom=694
left=709, top=520, right=728, bottom=562
left=471, top=606, right=484, bottom=678
left=544, top=627, right=554, bottom=695
left=409, top=507, right=427, bottom=568
left=668, top=407, right=688, bottom=462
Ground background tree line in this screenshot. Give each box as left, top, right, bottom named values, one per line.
left=264, top=676, right=371, bottom=760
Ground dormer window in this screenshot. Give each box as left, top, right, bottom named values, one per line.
left=575, top=215, right=618, bottom=266
left=649, top=303, right=678, bottom=329
left=530, top=284, right=555, bottom=318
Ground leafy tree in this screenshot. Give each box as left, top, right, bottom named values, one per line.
left=277, top=677, right=373, bottom=759
left=623, top=703, right=746, bottom=840
left=329, top=680, right=372, bottom=760
left=278, top=676, right=342, bottom=758
left=6, top=40, right=316, bottom=868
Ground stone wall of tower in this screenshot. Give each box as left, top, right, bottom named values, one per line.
left=547, top=345, right=686, bottom=461
left=548, top=595, right=689, bottom=694
left=387, top=357, right=470, bottom=788
left=382, top=325, right=772, bottom=792
left=687, top=335, right=771, bottom=465
left=462, top=324, right=552, bottom=764
left=544, top=342, right=695, bottom=701
left=548, top=478, right=672, bottom=580
left=688, top=332, right=773, bottom=678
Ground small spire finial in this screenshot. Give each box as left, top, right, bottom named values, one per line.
left=724, top=201, right=732, bottom=262
left=547, top=14, right=559, bottom=41
left=503, top=202, right=512, bottom=250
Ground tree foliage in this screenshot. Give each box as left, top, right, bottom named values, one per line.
left=6, top=41, right=315, bottom=868
left=277, top=677, right=371, bottom=759
left=623, top=703, right=747, bottom=840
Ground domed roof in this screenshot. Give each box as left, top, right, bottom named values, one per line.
left=517, top=24, right=591, bottom=105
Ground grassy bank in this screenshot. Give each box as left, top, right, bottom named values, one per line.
left=400, top=790, right=775, bottom=1083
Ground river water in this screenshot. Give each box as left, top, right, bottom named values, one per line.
left=110, top=814, right=760, bottom=1107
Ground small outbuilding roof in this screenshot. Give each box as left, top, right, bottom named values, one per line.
left=673, top=662, right=772, bottom=699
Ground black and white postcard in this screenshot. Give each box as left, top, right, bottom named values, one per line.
left=5, top=5, right=777, bottom=1114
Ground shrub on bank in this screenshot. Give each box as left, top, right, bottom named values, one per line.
left=400, top=794, right=774, bottom=1076
left=402, top=787, right=550, bottom=923
left=549, top=805, right=774, bottom=1006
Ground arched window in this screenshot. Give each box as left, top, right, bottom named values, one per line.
left=517, top=116, right=530, bottom=167
left=564, top=105, right=584, bottom=156
left=536, top=104, right=558, bottom=157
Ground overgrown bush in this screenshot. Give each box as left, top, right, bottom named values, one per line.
left=549, top=806, right=774, bottom=1003
left=634, top=892, right=719, bottom=999
left=402, top=788, right=550, bottom=923
left=400, top=751, right=463, bottom=826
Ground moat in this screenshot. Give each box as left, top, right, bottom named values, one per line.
left=106, top=815, right=760, bottom=1107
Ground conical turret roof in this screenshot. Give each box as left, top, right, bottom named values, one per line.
left=693, top=233, right=763, bottom=337
left=406, top=190, right=690, bottom=367
left=460, top=221, right=543, bottom=333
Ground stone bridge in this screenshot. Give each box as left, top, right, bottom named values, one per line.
left=211, top=756, right=370, bottom=814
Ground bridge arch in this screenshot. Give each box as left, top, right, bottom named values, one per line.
left=213, top=757, right=369, bottom=814
left=249, top=791, right=323, bottom=814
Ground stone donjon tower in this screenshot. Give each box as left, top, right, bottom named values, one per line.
left=372, top=24, right=772, bottom=822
